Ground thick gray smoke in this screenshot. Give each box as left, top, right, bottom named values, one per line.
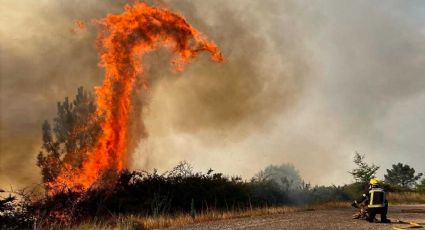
left=1, top=0, right=425, bottom=189
left=134, top=0, right=425, bottom=184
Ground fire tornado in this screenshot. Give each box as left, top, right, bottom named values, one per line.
left=50, top=2, right=222, bottom=193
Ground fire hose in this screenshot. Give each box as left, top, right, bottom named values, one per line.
left=393, top=220, right=425, bottom=229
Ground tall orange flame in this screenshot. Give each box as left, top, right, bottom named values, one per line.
left=50, top=2, right=222, bottom=193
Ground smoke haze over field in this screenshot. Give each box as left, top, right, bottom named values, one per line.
left=1, top=0, right=425, bottom=189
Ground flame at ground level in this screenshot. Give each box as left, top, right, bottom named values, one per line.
left=48, top=2, right=222, bottom=194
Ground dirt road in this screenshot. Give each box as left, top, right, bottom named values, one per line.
left=168, top=205, right=425, bottom=230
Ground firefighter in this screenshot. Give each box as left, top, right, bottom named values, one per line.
left=353, top=178, right=390, bottom=223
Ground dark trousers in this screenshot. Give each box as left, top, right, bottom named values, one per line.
left=367, top=202, right=389, bottom=222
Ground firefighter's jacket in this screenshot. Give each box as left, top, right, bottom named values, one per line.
left=357, top=187, right=386, bottom=209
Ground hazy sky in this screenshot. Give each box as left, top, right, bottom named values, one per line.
left=1, top=0, right=424, bottom=189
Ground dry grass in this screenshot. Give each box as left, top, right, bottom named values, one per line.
left=67, top=202, right=349, bottom=230
left=388, top=192, right=425, bottom=204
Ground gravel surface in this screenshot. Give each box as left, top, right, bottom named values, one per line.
left=166, top=205, right=425, bottom=230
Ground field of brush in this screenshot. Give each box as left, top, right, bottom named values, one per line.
left=2, top=163, right=425, bottom=229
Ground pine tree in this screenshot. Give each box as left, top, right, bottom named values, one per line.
left=384, top=163, right=423, bottom=188
left=37, top=87, right=101, bottom=184
left=348, top=152, right=380, bottom=184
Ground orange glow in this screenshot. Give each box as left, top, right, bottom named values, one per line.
left=49, top=2, right=222, bottom=194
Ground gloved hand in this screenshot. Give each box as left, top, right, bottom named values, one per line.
left=351, top=200, right=358, bottom=208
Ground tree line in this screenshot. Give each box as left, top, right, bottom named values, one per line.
left=349, top=152, right=424, bottom=191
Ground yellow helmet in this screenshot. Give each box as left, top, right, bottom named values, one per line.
left=369, top=178, right=379, bottom=185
